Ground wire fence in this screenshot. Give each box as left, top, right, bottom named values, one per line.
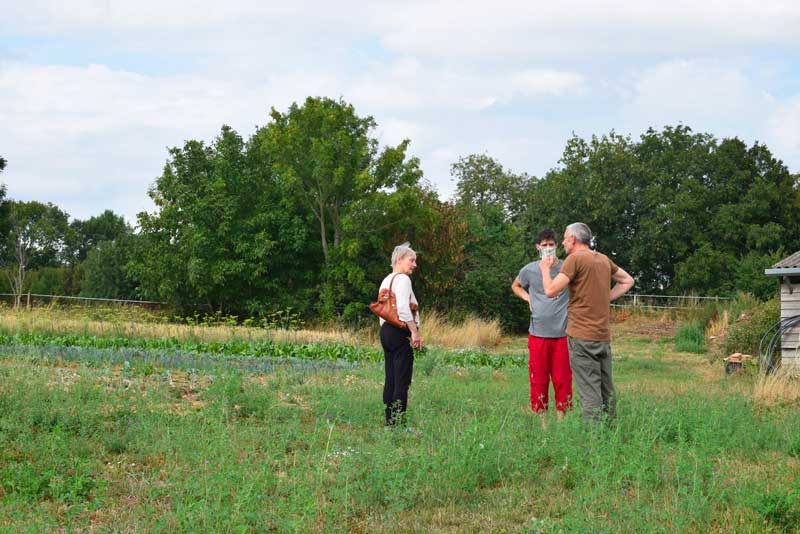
left=0, top=292, right=732, bottom=313
left=611, top=293, right=731, bottom=310
left=0, top=293, right=165, bottom=308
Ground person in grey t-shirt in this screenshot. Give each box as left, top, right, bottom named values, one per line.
left=512, top=228, right=572, bottom=422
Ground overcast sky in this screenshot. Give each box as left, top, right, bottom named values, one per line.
left=1, top=1, right=799, bottom=224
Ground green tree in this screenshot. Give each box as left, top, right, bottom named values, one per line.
left=27, top=266, right=73, bottom=296
left=325, top=181, right=443, bottom=323
left=2, top=201, right=69, bottom=306
left=67, top=210, right=131, bottom=264
left=0, top=158, right=9, bottom=251
left=451, top=154, right=529, bottom=223
left=530, top=126, right=800, bottom=295
left=450, top=155, right=532, bottom=330
left=530, top=132, right=647, bottom=280
left=132, top=125, right=317, bottom=315
left=80, top=237, right=138, bottom=299
left=256, top=97, right=422, bottom=266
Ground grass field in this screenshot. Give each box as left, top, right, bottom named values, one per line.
left=0, top=310, right=798, bottom=532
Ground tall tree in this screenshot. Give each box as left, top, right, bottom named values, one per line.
left=256, top=97, right=422, bottom=265
left=450, top=154, right=532, bottom=330
left=132, top=125, right=317, bottom=314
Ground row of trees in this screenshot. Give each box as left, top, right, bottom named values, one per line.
left=1, top=98, right=798, bottom=331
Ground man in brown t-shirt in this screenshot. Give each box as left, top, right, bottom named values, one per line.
left=540, top=222, right=634, bottom=422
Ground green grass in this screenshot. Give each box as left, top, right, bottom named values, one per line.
left=0, top=345, right=797, bottom=532
left=674, top=322, right=706, bottom=353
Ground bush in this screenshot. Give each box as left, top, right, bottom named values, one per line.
left=718, top=297, right=779, bottom=358
left=675, top=322, right=706, bottom=353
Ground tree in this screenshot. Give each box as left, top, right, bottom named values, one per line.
left=67, top=210, right=131, bottom=264
left=448, top=154, right=533, bottom=330
left=324, top=181, right=445, bottom=323
left=256, top=97, right=422, bottom=265
left=132, top=125, right=318, bottom=315
left=2, top=201, right=69, bottom=307
left=80, top=236, right=138, bottom=299
left=528, top=126, right=800, bottom=295
left=452, top=154, right=530, bottom=223
left=0, top=158, right=9, bottom=250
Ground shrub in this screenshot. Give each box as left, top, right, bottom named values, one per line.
left=718, top=298, right=779, bottom=358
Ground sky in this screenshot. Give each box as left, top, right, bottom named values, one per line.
left=1, top=1, right=799, bottom=225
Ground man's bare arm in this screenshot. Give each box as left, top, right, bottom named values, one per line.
left=540, top=256, right=570, bottom=298
left=511, top=276, right=530, bottom=303
left=610, top=268, right=635, bottom=301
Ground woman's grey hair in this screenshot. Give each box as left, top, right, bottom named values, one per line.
left=391, top=242, right=416, bottom=267
left=566, top=222, right=593, bottom=245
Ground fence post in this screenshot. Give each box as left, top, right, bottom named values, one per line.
left=26, top=292, right=30, bottom=309
left=633, top=294, right=638, bottom=307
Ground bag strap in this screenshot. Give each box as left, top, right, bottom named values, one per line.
left=388, top=273, right=399, bottom=292
left=388, top=273, right=416, bottom=315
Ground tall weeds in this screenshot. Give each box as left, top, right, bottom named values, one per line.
left=421, top=310, right=503, bottom=349
left=753, top=367, right=800, bottom=407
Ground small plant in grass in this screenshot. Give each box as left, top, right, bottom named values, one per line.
left=675, top=322, right=705, bottom=353
left=751, top=482, right=800, bottom=531
left=415, top=347, right=438, bottom=376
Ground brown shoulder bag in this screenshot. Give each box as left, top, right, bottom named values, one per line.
left=369, top=274, right=418, bottom=329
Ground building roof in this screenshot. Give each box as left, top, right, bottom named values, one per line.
left=773, top=250, right=800, bottom=269
left=765, top=250, right=800, bottom=276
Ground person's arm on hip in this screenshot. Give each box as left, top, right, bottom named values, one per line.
left=511, top=276, right=530, bottom=304
left=610, top=268, right=635, bottom=301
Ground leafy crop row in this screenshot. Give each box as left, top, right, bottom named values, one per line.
left=0, top=332, right=525, bottom=369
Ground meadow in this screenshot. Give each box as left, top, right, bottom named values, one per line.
left=0, top=307, right=798, bottom=532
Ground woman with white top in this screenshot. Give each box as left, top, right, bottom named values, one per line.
left=378, top=242, right=421, bottom=425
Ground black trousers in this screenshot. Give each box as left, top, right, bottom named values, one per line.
left=380, top=322, right=414, bottom=424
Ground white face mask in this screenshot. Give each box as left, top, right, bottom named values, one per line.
left=539, top=246, right=557, bottom=260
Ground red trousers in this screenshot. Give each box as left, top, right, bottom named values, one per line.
left=528, top=335, right=572, bottom=413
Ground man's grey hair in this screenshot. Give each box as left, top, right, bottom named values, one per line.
left=566, top=222, right=593, bottom=245
left=391, top=242, right=416, bottom=267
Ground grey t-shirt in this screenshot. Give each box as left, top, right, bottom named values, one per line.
left=518, top=260, right=568, bottom=338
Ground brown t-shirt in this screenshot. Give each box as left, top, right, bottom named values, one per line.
left=559, top=249, right=619, bottom=342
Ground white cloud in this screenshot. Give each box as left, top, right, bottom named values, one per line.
left=766, top=96, right=800, bottom=169
left=376, top=0, right=800, bottom=61
left=1, top=0, right=799, bottom=226
left=510, top=70, right=586, bottom=98
left=625, top=59, right=774, bottom=126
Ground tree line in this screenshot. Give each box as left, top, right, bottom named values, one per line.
left=1, top=97, right=798, bottom=331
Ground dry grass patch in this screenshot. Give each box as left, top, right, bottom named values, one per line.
left=0, top=308, right=360, bottom=346
left=358, top=310, right=506, bottom=350
left=610, top=312, right=675, bottom=339
left=421, top=310, right=504, bottom=349
left=0, top=307, right=512, bottom=352
left=753, top=367, right=800, bottom=407
left=705, top=309, right=729, bottom=339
